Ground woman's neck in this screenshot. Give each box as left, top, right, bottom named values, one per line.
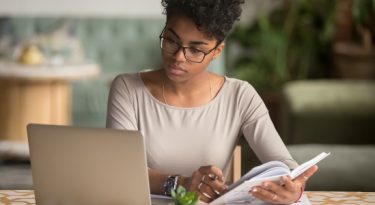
left=161, top=70, right=213, bottom=107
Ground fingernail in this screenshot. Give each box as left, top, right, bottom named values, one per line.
left=252, top=188, right=258, bottom=192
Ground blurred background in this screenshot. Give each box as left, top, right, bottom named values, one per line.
left=0, top=0, right=374, bottom=192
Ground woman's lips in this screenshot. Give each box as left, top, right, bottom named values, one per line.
left=167, top=65, right=186, bottom=76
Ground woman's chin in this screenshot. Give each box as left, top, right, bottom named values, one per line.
left=164, top=68, right=187, bottom=82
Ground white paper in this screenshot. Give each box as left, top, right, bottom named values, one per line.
left=210, top=152, right=330, bottom=205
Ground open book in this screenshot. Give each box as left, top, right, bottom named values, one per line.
left=209, top=152, right=330, bottom=205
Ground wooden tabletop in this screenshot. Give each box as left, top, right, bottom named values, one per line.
left=305, top=191, right=375, bottom=204
left=0, top=61, right=100, bottom=81
left=1, top=190, right=374, bottom=204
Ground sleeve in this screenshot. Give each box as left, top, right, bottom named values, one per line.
left=238, top=83, right=299, bottom=169
left=106, top=75, right=138, bottom=130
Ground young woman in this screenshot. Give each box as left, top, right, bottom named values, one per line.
left=106, top=0, right=317, bottom=204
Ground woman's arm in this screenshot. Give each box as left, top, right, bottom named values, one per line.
left=237, top=83, right=317, bottom=204
left=148, top=169, right=170, bottom=195
left=243, top=114, right=299, bottom=168
left=242, top=113, right=312, bottom=204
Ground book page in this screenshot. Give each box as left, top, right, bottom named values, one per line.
left=290, top=152, right=330, bottom=179
left=249, top=166, right=290, bottom=180
left=228, top=161, right=289, bottom=190
left=213, top=174, right=288, bottom=204
left=212, top=163, right=290, bottom=205
left=210, top=152, right=330, bottom=205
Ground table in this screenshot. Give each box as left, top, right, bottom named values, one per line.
left=305, top=191, right=375, bottom=204
left=0, top=61, right=100, bottom=143
left=0, top=190, right=374, bottom=204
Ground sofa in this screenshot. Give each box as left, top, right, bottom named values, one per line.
left=281, top=80, right=375, bottom=191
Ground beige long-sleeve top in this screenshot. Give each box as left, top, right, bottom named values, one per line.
left=106, top=73, right=298, bottom=177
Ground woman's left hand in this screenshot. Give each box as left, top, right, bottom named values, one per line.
left=250, top=165, right=318, bottom=204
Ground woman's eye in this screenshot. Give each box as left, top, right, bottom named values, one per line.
left=189, top=48, right=202, bottom=54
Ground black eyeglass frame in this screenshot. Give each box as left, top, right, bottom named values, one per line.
left=158, top=27, right=221, bottom=63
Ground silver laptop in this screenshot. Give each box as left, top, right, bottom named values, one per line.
left=27, top=124, right=151, bottom=205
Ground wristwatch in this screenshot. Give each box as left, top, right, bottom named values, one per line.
left=163, top=175, right=179, bottom=196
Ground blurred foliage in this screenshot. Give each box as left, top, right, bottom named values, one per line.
left=227, top=0, right=337, bottom=91
left=351, top=0, right=375, bottom=45
left=352, top=0, right=375, bottom=28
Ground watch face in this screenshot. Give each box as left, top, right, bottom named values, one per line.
left=164, top=176, right=177, bottom=196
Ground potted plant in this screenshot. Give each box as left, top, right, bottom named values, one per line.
left=171, top=186, right=198, bottom=205
left=227, top=0, right=336, bottom=130
left=333, top=0, right=375, bottom=79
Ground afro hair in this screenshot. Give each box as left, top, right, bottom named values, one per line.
left=161, top=0, right=245, bottom=43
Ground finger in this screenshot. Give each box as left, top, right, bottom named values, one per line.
left=262, top=181, right=285, bottom=196
left=198, top=190, right=213, bottom=203
left=201, top=174, right=227, bottom=195
left=199, top=166, right=225, bottom=183
left=304, top=165, right=318, bottom=178
left=197, top=183, right=215, bottom=203
left=189, top=171, right=203, bottom=192
left=198, top=165, right=225, bottom=182
left=193, top=174, right=219, bottom=202
left=208, top=173, right=219, bottom=181
left=282, top=175, right=301, bottom=192
left=250, top=186, right=280, bottom=204
left=281, top=175, right=305, bottom=203
left=295, top=165, right=318, bottom=184
left=280, top=175, right=302, bottom=201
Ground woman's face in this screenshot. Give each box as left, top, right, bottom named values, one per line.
left=160, top=14, right=224, bottom=82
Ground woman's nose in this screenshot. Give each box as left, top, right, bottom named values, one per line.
left=174, top=48, right=187, bottom=62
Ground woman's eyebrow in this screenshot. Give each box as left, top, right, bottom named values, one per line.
left=167, top=28, right=209, bottom=46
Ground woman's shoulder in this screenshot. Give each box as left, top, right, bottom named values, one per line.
left=111, top=69, right=162, bottom=96
left=109, top=72, right=146, bottom=95
left=112, top=72, right=139, bottom=83
left=111, top=69, right=160, bottom=87
left=224, top=77, right=268, bottom=119
left=224, top=76, right=257, bottom=94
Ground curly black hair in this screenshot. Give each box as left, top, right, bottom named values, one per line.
left=161, top=0, right=244, bottom=43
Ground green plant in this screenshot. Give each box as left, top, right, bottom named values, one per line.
left=351, top=0, right=375, bottom=50
left=227, top=0, right=336, bottom=91
left=171, top=186, right=198, bottom=205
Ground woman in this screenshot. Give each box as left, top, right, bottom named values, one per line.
left=106, top=0, right=317, bottom=204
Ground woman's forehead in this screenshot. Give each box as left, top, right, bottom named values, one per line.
left=165, top=15, right=216, bottom=43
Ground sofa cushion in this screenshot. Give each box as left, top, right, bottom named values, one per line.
left=281, top=80, right=375, bottom=144
left=288, top=144, right=375, bottom=191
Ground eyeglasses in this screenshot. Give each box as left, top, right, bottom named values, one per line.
left=159, top=29, right=218, bottom=63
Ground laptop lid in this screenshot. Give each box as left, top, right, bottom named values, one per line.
left=27, top=124, right=151, bottom=205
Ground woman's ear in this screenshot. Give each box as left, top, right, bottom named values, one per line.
left=212, top=43, right=225, bottom=60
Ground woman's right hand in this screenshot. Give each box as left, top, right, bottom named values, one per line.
left=180, top=165, right=228, bottom=203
